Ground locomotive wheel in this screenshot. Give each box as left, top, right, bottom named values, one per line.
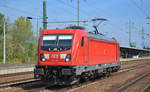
left=68, top=76, right=80, bottom=85
left=80, top=72, right=90, bottom=82
left=105, top=68, right=112, bottom=77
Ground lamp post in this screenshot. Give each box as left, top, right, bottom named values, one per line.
left=3, top=18, right=6, bottom=64
left=27, top=16, right=40, bottom=43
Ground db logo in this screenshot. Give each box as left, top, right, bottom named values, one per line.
left=51, top=54, right=59, bottom=59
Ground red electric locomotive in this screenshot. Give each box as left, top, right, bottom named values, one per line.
left=34, top=26, right=121, bottom=85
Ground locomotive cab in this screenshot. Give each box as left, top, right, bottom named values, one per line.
left=34, top=28, right=88, bottom=85
left=37, top=28, right=87, bottom=65
left=40, top=34, right=73, bottom=62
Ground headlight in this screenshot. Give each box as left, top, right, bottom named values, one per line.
left=40, top=54, right=49, bottom=62
left=65, top=54, right=71, bottom=62
left=42, top=58, right=46, bottom=61
left=40, top=54, right=44, bottom=61
left=65, top=58, right=70, bottom=62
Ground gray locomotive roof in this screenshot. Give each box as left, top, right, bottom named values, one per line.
left=87, top=33, right=116, bottom=42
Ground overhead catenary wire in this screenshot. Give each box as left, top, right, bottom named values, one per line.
left=140, top=0, right=150, bottom=15
left=5, top=0, right=43, bottom=16
left=47, top=20, right=89, bottom=24
left=130, top=0, right=149, bottom=17
left=52, top=0, right=77, bottom=17
left=46, top=0, right=92, bottom=26
left=55, top=0, right=92, bottom=18
left=0, top=4, right=40, bottom=17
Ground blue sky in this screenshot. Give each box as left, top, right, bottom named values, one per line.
left=0, top=0, right=150, bottom=48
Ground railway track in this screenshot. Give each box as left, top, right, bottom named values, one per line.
left=0, top=71, right=34, bottom=88
left=64, top=62, right=150, bottom=92
left=0, top=71, right=33, bottom=78
left=119, top=62, right=150, bottom=73
left=0, top=78, right=37, bottom=88
left=114, top=71, right=150, bottom=92
left=140, top=83, right=150, bottom=92
left=19, top=61, right=149, bottom=92
left=0, top=58, right=147, bottom=85
left=0, top=60, right=149, bottom=92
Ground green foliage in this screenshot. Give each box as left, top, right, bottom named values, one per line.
left=0, top=13, right=4, bottom=35
left=144, top=47, right=150, bottom=50
left=0, top=13, right=5, bottom=62
left=8, top=16, right=36, bottom=63
left=130, top=42, right=136, bottom=48
left=0, top=13, right=36, bottom=64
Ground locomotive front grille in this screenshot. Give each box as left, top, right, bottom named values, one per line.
left=35, top=65, right=76, bottom=77
left=62, top=69, right=72, bottom=75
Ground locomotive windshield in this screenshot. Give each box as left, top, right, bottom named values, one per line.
left=41, top=34, right=73, bottom=51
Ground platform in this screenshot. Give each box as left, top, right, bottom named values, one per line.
left=0, top=64, right=34, bottom=75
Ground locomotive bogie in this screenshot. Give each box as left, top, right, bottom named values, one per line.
left=34, top=62, right=120, bottom=85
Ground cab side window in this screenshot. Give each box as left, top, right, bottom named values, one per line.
left=81, top=37, right=84, bottom=47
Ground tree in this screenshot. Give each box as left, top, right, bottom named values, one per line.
left=0, top=14, right=36, bottom=63
left=0, top=13, right=4, bottom=34
left=130, top=42, right=136, bottom=48
left=7, top=16, right=36, bottom=63
left=0, top=13, right=5, bottom=63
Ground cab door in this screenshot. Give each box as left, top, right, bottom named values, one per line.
left=81, top=37, right=88, bottom=65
